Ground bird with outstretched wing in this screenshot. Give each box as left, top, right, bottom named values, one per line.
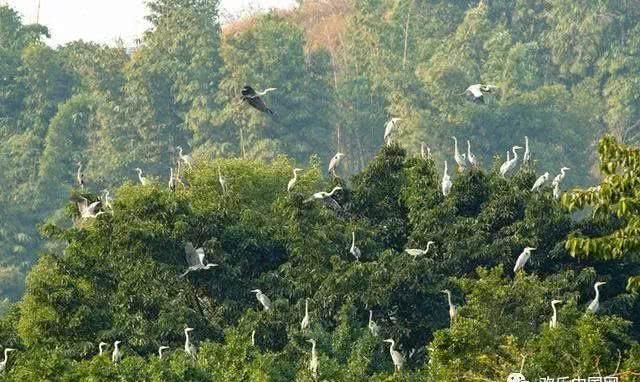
left=241, top=85, right=274, bottom=115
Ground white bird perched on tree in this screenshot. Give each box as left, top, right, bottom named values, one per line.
left=499, top=146, right=522, bottom=177
left=586, top=281, right=607, bottom=314
left=135, top=168, right=148, bottom=186
left=467, top=140, right=478, bottom=168
left=168, top=168, right=176, bottom=192
left=112, top=341, right=122, bottom=364
left=442, top=161, right=452, bottom=196
left=0, top=348, right=15, bottom=372
left=441, top=289, right=458, bottom=325
left=158, top=346, right=170, bottom=360
left=368, top=310, right=379, bottom=336
left=218, top=166, right=227, bottom=194
left=98, top=342, right=108, bottom=356
left=384, top=117, right=402, bottom=145
left=553, top=181, right=561, bottom=200
left=251, top=289, right=272, bottom=311
left=531, top=172, right=549, bottom=192
left=303, top=186, right=343, bottom=210
left=101, top=190, right=113, bottom=210
left=77, top=197, right=104, bottom=219
left=180, top=242, right=218, bottom=277
left=327, top=152, right=345, bottom=176
left=452, top=136, right=467, bottom=170
left=421, top=142, right=431, bottom=160
left=301, top=298, right=310, bottom=332
left=383, top=339, right=405, bottom=373
left=176, top=146, right=194, bottom=170
left=549, top=299, right=562, bottom=328
left=184, top=328, right=197, bottom=359
left=76, top=161, right=85, bottom=190
left=287, top=168, right=303, bottom=192
left=551, top=167, right=570, bottom=187
left=463, top=84, right=498, bottom=103
left=307, top=339, right=319, bottom=380
left=523, top=136, right=531, bottom=165
left=255, top=87, right=277, bottom=96
left=513, top=247, right=536, bottom=273
left=405, top=241, right=435, bottom=259
left=350, top=231, right=361, bottom=260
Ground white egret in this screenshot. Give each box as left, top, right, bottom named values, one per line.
left=464, top=84, right=498, bottom=102
left=531, top=172, right=549, bottom=192
left=0, top=348, right=15, bottom=372
left=168, top=168, right=176, bottom=192
left=513, top=247, right=536, bottom=273
left=307, top=339, right=319, bottom=379
left=218, top=166, right=227, bottom=194
left=368, top=310, right=379, bottom=336
left=549, top=299, right=562, bottom=328
left=467, top=140, right=478, bottom=168
left=327, top=152, right=345, bottom=176
left=523, top=136, right=530, bottom=165
left=586, top=281, right=607, bottom=314
left=76, top=161, right=85, bottom=189
left=553, top=182, right=561, bottom=200
left=383, top=339, right=405, bottom=373
left=184, top=328, right=197, bottom=359
left=350, top=231, right=361, bottom=260
left=442, top=161, right=452, bottom=196
left=384, top=118, right=402, bottom=145
left=135, top=168, right=148, bottom=186
left=101, top=190, right=113, bottom=210
left=77, top=197, right=104, bottom=219
left=452, top=136, right=467, bottom=170
left=112, top=341, right=122, bottom=364
left=441, top=289, right=458, bottom=324
left=158, top=346, right=170, bottom=360
left=552, top=167, right=570, bottom=186
left=176, top=146, right=194, bottom=169
left=301, top=298, right=310, bottom=332
left=251, top=330, right=256, bottom=346
left=98, top=341, right=108, bottom=356
left=287, top=168, right=303, bottom=192
left=499, top=146, right=522, bottom=177
left=180, top=242, right=218, bottom=277
left=405, top=241, right=435, bottom=259
left=303, top=186, right=343, bottom=210
left=251, top=289, right=272, bottom=311
left=421, top=142, right=431, bottom=160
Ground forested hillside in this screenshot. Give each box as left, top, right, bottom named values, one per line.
left=1, top=0, right=640, bottom=379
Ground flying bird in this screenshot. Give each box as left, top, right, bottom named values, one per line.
left=531, top=172, right=549, bottom=192
left=442, top=161, right=452, bottom=196
left=586, top=281, right=606, bottom=314
left=327, top=152, right=345, bottom=176
left=304, top=186, right=343, bottom=210
left=513, top=247, right=536, bottom=273
left=287, top=168, right=303, bottom=192
left=180, top=242, right=218, bottom=277
left=405, top=241, right=435, bottom=259
left=241, top=85, right=274, bottom=115
left=251, top=289, right=272, bottom=311
left=76, top=197, right=104, bottom=219
left=255, top=87, right=277, bottom=96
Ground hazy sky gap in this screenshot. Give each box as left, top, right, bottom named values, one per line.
left=5, top=0, right=297, bottom=47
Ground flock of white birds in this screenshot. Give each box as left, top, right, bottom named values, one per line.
left=11, top=83, right=603, bottom=376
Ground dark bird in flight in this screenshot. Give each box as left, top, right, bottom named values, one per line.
left=241, top=85, right=274, bottom=115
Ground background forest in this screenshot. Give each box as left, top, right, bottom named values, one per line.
left=1, top=0, right=640, bottom=380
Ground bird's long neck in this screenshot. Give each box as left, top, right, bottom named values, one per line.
left=467, top=141, right=471, bottom=157
left=311, top=341, right=316, bottom=355
left=3, top=350, right=7, bottom=362
left=453, top=138, right=459, bottom=154
left=185, top=331, right=190, bottom=345
left=446, top=291, right=453, bottom=307
left=369, top=310, right=373, bottom=323
left=305, top=300, right=309, bottom=315
left=551, top=303, right=557, bottom=318
left=594, top=285, right=601, bottom=301
left=388, top=340, right=395, bottom=352
left=114, top=343, right=119, bottom=352
left=351, top=232, right=355, bottom=248
left=512, top=147, right=519, bottom=159
left=444, top=161, right=448, bottom=175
